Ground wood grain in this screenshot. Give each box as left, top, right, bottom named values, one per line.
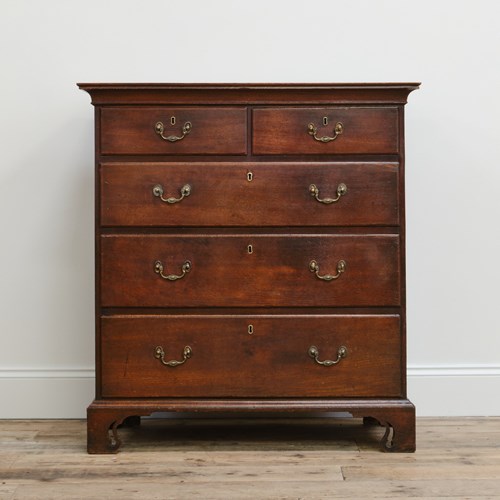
left=100, top=234, right=400, bottom=308
left=80, top=83, right=419, bottom=454
left=100, top=107, right=247, bottom=155
left=252, top=107, right=399, bottom=154
left=100, top=162, right=400, bottom=227
left=78, top=82, right=421, bottom=105
left=1, top=418, right=499, bottom=499
left=99, top=315, right=402, bottom=398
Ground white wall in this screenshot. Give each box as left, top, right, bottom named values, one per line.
left=1, top=0, right=499, bottom=418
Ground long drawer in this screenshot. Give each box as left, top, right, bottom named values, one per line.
left=100, top=162, right=399, bottom=227
left=100, top=107, right=247, bottom=155
left=100, top=315, right=402, bottom=398
left=100, top=234, right=400, bottom=307
left=252, top=107, right=399, bottom=154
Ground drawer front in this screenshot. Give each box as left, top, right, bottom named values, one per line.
left=100, top=107, right=247, bottom=155
left=100, top=234, right=400, bottom=307
left=101, top=315, right=402, bottom=398
left=252, top=107, right=398, bottom=154
left=100, top=162, right=399, bottom=227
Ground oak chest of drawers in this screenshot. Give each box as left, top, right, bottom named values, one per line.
left=78, top=83, right=419, bottom=453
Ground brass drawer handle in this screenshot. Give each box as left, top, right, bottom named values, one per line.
left=153, top=183, right=191, bottom=204
left=154, top=121, right=192, bottom=142
left=154, top=345, right=192, bottom=367
left=309, top=259, right=346, bottom=281
left=308, top=345, right=347, bottom=366
left=307, top=121, right=343, bottom=143
left=309, top=183, right=347, bottom=204
left=154, top=260, right=191, bottom=281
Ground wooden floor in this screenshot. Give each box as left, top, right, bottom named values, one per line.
left=1, top=417, right=499, bottom=499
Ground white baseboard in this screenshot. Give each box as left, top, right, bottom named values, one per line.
left=0, top=368, right=95, bottom=419
left=0, top=366, right=499, bottom=418
left=407, top=365, right=500, bottom=417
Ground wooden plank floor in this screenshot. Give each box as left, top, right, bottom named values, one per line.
left=1, top=417, right=499, bottom=499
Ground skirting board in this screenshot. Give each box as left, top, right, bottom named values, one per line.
left=0, top=366, right=499, bottom=418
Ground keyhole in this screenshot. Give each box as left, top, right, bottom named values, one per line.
left=247, top=244, right=253, bottom=254
left=247, top=171, right=253, bottom=182
left=323, top=116, right=328, bottom=126
left=247, top=325, right=254, bottom=335
left=170, top=116, right=176, bottom=125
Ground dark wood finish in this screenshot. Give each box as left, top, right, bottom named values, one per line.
left=78, top=82, right=420, bottom=106
left=100, top=234, right=400, bottom=307
left=100, top=162, right=399, bottom=227
left=86, top=398, right=415, bottom=453
left=100, top=315, right=401, bottom=398
left=118, top=415, right=141, bottom=428
left=79, top=82, right=419, bottom=453
left=252, top=107, right=398, bottom=154
left=100, top=107, right=247, bottom=155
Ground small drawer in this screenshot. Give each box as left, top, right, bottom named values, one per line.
left=100, top=107, right=247, bottom=155
left=100, top=161, right=399, bottom=227
left=252, top=107, right=398, bottom=154
left=100, top=315, right=402, bottom=398
left=100, top=234, right=400, bottom=308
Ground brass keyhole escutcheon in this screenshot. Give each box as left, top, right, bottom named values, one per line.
left=247, top=244, right=253, bottom=254
left=170, top=116, right=176, bottom=125
left=247, top=171, right=253, bottom=182
left=247, top=325, right=254, bottom=335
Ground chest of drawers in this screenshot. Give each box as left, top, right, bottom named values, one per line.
left=79, top=83, right=419, bottom=453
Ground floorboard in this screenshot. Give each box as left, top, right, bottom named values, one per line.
left=0, top=417, right=499, bottom=499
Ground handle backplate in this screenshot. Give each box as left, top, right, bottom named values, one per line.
left=308, top=345, right=347, bottom=366
left=153, top=183, right=191, bottom=204
left=154, top=345, right=192, bottom=367
left=307, top=121, right=343, bottom=143
left=309, top=183, right=347, bottom=204
left=154, top=260, right=191, bottom=281
left=155, top=121, right=192, bottom=142
left=309, top=259, right=346, bottom=281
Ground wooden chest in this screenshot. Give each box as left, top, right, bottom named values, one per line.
left=79, top=83, right=419, bottom=453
